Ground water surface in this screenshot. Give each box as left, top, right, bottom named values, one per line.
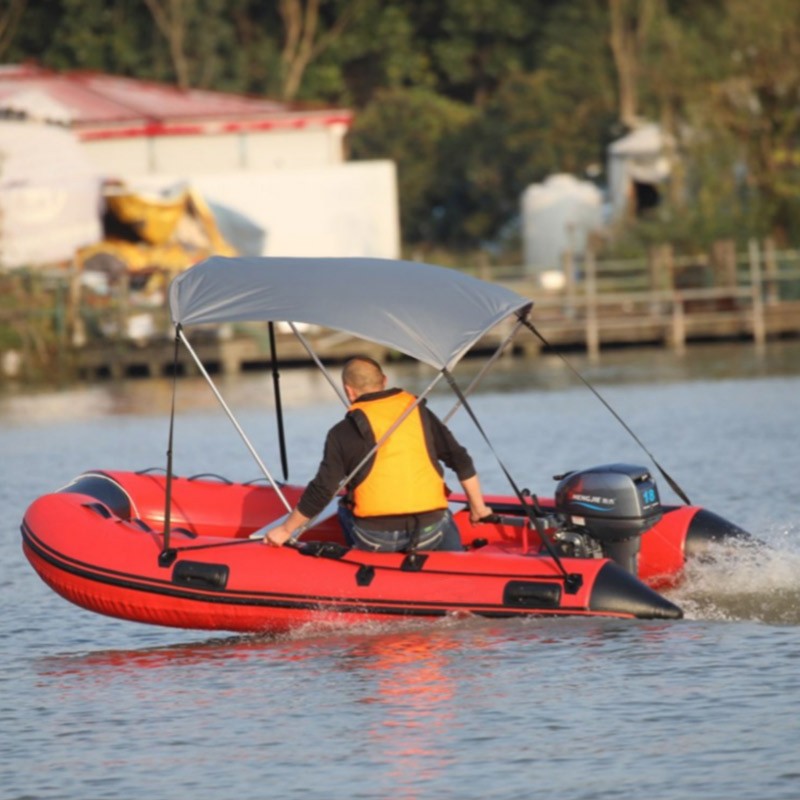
left=2, top=341, right=800, bottom=799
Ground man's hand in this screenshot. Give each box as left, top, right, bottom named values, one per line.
left=469, top=503, right=494, bottom=525
left=264, top=524, right=293, bottom=547
left=262, top=508, right=311, bottom=547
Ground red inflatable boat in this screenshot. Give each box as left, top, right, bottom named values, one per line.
left=21, top=257, right=751, bottom=631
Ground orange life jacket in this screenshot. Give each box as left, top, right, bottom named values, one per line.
left=349, top=390, right=447, bottom=517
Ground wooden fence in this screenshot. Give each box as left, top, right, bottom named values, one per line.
left=2, top=239, right=800, bottom=381
left=487, top=239, right=800, bottom=359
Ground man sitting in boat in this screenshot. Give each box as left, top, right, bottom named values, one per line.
left=265, top=356, right=493, bottom=552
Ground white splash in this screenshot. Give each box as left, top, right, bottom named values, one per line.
left=668, top=526, right=800, bottom=625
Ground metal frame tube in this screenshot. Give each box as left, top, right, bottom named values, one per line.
left=289, top=322, right=349, bottom=406
left=178, top=328, right=292, bottom=512
left=443, top=317, right=525, bottom=423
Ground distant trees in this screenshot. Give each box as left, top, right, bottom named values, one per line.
left=0, top=0, right=26, bottom=60
left=347, top=87, right=475, bottom=245
left=4, top=0, right=800, bottom=255
left=706, top=0, right=800, bottom=244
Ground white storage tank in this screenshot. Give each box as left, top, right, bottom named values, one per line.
left=520, top=173, right=603, bottom=288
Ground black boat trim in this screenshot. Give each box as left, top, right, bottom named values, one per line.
left=21, top=522, right=614, bottom=617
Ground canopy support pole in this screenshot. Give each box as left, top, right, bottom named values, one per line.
left=522, top=319, right=692, bottom=505
left=177, top=327, right=292, bottom=513
left=443, top=316, right=526, bottom=423
left=289, top=322, right=349, bottom=406
left=268, top=322, right=289, bottom=481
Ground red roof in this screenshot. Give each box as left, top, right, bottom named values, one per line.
left=0, top=64, right=352, bottom=141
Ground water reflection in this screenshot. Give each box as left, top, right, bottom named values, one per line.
left=4, top=340, right=800, bottom=425
left=348, top=631, right=458, bottom=799
left=0, top=368, right=342, bottom=424
left=31, top=624, right=469, bottom=799
left=13, top=612, right=800, bottom=800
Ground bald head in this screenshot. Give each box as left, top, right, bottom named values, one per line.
left=342, top=357, right=386, bottom=399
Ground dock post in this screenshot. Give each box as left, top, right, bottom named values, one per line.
left=584, top=249, right=599, bottom=361
left=670, top=294, right=686, bottom=353
left=763, top=237, right=779, bottom=305
left=563, top=249, right=576, bottom=318
left=749, top=238, right=766, bottom=348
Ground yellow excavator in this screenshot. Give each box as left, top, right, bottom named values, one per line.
left=75, top=183, right=239, bottom=294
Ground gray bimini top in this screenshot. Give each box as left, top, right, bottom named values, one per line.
left=169, top=256, right=533, bottom=371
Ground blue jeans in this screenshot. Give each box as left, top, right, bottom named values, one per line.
left=337, top=504, right=463, bottom=552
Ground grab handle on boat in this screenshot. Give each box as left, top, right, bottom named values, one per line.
left=294, top=541, right=351, bottom=560
left=473, top=512, right=533, bottom=529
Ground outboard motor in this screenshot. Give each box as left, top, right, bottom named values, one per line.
left=553, top=464, right=662, bottom=574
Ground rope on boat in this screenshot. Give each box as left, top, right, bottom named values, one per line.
left=150, top=535, right=571, bottom=583
left=442, top=369, right=582, bottom=593
left=522, top=319, right=692, bottom=506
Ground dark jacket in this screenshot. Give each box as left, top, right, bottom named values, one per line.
left=296, top=388, right=476, bottom=521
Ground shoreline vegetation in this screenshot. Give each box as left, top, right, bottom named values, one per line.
left=2, top=241, right=800, bottom=388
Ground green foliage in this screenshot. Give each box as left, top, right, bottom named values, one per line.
left=298, top=3, right=435, bottom=105
left=0, top=271, right=70, bottom=383
left=426, top=0, right=542, bottom=103
left=36, top=0, right=167, bottom=78
left=347, top=87, right=475, bottom=242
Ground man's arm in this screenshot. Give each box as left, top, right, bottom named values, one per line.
left=264, top=418, right=359, bottom=547
left=422, top=405, right=476, bottom=479
left=459, top=474, right=493, bottom=524
left=424, top=406, right=493, bottom=523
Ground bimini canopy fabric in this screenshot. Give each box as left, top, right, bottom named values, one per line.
left=169, top=256, right=532, bottom=370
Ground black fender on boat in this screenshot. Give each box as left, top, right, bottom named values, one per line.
left=589, top=561, right=683, bottom=620
left=59, top=473, right=132, bottom=520
left=684, top=509, right=754, bottom=560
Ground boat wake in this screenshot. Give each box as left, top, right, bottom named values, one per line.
left=667, top=528, right=800, bottom=625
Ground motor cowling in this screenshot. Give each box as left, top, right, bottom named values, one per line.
left=553, top=464, right=662, bottom=574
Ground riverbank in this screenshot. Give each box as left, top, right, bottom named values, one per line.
left=5, top=339, right=800, bottom=425
left=3, top=242, right=800, bottom=386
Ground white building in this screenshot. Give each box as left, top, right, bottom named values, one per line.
left=0, top=120, right=101, bottom=269
left=0, top=65, right=399, bottom=261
